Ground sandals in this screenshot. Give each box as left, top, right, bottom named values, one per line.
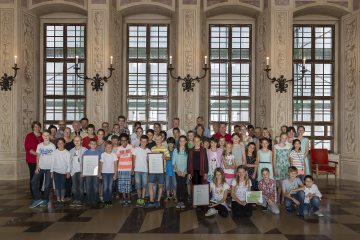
left=281, top=201, right=285, bottom=207
left=277, top=202, right=282, bottom=207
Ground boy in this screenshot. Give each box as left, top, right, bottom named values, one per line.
left=160, top=130, right=168, bottom=148
left=116, top=133, right=134, bottom=206
left=164, top=137, right=177, bottom=203
left=111, top=135, right=119, bottom=153
left=131, top=121, right=142, bottom=141
left=107, top=124, right=121, bottom=141
left=146, top=129, right=156, bottom=149
left=30, top=130, right=56, bottom=208
left=83, top=139, right=102, bottom=207
left=69, top=136, right=87, bottom=207
left=133, top=135, right=151, bottom=207
left=173, top=128, right=180, bottom=148
left=145, top=133, right=171, bottom=208
left=82, top=124, right=97, bottom=149
left=131, top=127, right=143, bottom=148
left=282, top=166, right=305, bottom=218
left=291, top=175, right=323, bottom=217
left=247, top=125, right=255, bottom=138
left=234, top=125, right=240, bottom=134
left=187, top=130, right=195, bottom=149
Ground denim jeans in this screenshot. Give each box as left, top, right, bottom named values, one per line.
left=53, top=172, right=67, bottom=197
left=296, top=175, right=304, bottom=182
left=284, top=191, right=305, bottom=213
left=65, top=177, right=72, bottom=198
left=135, top=172, right=148, bottom=189
left=260, top=196, right=280, bottom=214
left=85, top=176, right=100, bottom=203
left=71, top=172, right=84, bottom=202
left=102, top=173, right=114, bottom=202
left=303, top=196, right=321, bottom=215
left=165, top=175, right=177, bottom=192
left=145, top=174, right=157, bottom=197
left=31, top=169, right=50, bottom=201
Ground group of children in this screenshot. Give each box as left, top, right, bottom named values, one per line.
left=29, top=124, right=323, bottom=219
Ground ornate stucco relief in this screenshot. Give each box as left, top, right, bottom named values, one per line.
left=258, top=13, right=267, bottom=128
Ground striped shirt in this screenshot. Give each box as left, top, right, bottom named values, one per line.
left=151, top=145, right=170, bottom=172
left=289, top=150, right=305, bottom=174
left=116, top=144, right=134, bottom=171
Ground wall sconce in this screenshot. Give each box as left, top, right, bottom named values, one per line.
left=75, top=56, right=115, bottom=91
left=0, top=56, right=19, bottom=91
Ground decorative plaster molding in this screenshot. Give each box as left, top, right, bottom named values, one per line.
left=207, top=0, right=227, bottom=7
left=0, top=10, right=12, bottom=152
left=0, top=0, right=14, bottom=3
left=327, top=1, right=348, bottom=8
left=200, top=5, right=206, bottom=119
left=171, top=7, right=178, bottom=121
left=344, top=18, right=357, bottom=153
left=120, top=0, right=140, bottom=6
left=64, top=0, right=85, bottom=6
left=183, top=0, right=197, bottom=4
left=275, top=0, right=289, bottom=5
left=112, top=0, right=116, bottom=7
left=354, top=0, right=360, bottom=11
left=264, top=0, right=268, bottom=9
left=295, top=1, right=316, bottom=8
left=32, top=0, right=52, bottom=4
left=239, top=0, right=260, bottom=8
left=92, top=0, right=106, bottom=3
left=151, top=0, right=172, bottom=6
left=258, top=13, right=267, bottom=128
left=21, top=0, right=27, bottom=7
left=112, top=13, right=122, bottom=123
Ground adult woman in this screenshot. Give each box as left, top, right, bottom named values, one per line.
left=195, top=124, right=206, bottom=141
left=239, top=125, right=253, bottom=147
left=24, top=121, right=44, bottom=198
left=286, top=126, right=297, bottom=145
left=256, top=127, right=272, bottom=151
left=64, top=127, right=75, bottom=151
left=49, top=125, right=58, bottom=147
left=297, top=126, right=310, bottom=175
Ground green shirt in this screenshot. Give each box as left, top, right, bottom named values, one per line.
left=188, top=142, right=194, bottom=149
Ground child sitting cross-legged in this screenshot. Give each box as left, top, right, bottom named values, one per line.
left=257, top=168, right=280, bottom=214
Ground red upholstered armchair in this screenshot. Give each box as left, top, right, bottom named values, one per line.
left=310, top=149, right=338, bottom=182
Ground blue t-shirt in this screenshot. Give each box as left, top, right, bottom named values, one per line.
left=84, top=149, right=102, bottom=159
left=174, top=140, right=178, bottom=148
left=166, top=150, right=175, bottom=176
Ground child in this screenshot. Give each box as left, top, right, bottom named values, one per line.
left=133, top=135, right=151, bottom=207
left=145, top=133, right=171, bottom=208
left=99, top=141, right=118, bottom=207
left=96, top=129, right=106, bottom=153
left=131, top=127, right=143, bottom=148
left=116, top=133, right=134, bottom=206
left=164, top=137, right=177, bottom=203
left=50, top=138, right=71, bottom=208
left=218, top=136, right=226, bottom=151
left=187, top=130, right=195, bottom=149
left=222, top=142, right=236, bottom=186
left=203, top=137, right=211, bottom=149
left=273, top=132, right=291, bottom=206
left=257, top=168, right=280, bottom=214
left=231, top=165, right=252, bottom=217
left=205, top=168, right=230, bottom=218
left=256, top=128, right=272, bottom=151
left=257, top=138, right=274, bottom=181
left=234, top=125, right=240, bottom=134
left=173, top=128, right=180, bottom=148
left=173, top=135, right=189, bottom=209
left=283, top=166, right=305, bottom=218
left=206, top=136, right=223, bottom=183
left=107, top=124, right=121, bottom=141
left=242, top=142, right=257, bottom=190
left=146, top=129, right=156, bottom=149
left=29, top=130, right=56, bottom=208
left=289, top=139, right=306, bottom=182
left=111, top=135, right=119, bottom=153
left=160, top=131, right=168, bottom=148
left=232, top=133, right=245, bottom=167
left=69, top=136, right=87, bottom=207
left=130, top=121, right=142, bottom=141
left=83, top=139, right=102, bottom=207
left=82, top=124, right=97, bottom=149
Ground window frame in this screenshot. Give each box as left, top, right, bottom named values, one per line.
left=292, top=24, right=335, bottom=152
left=43, top=23, right=87, bottom=127
left=208, top=24, right=252, bottom=134
left=126, top=24, right=170, bottom=131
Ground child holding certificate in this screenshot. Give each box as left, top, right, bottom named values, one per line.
left=231, top=165, right=252, bottom=218
left=257, top=168, right=280, bottom=214
left=222, top=142, right=236, bottom=186
left=205, top=168, right=229, bottom=218
left=100, top=141, right=118, bottom=207
left=187, top=135, right=209, bottom=189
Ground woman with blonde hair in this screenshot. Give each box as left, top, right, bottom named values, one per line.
left=256, top=127, right=272, bottom=151
left=239, top=125, right=253, bottom=147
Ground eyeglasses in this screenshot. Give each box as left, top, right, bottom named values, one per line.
left=120, top=140, right=128, bottom=142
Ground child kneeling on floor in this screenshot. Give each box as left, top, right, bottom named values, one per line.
left=231, top=165, right=253, bottom=218
left=205, top=167, right=230, bottom=218
left=257, top=168, right=280, bottom=214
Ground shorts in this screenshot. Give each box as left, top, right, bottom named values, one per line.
left=148, top=174, right=165, bottom=186
left=118, top=171, right=132, bottom=193
left=135, top=171, right=148, bottom=189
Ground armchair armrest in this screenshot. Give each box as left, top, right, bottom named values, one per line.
left=328, top=160, right=338, bottom=165
left=311, top=160, right=319, bottom=164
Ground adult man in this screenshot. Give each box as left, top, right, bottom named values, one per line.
left=253, top=127, right=262, bottom=144
left=55, top=120, right=66, bottom=138
left=212, top=123, right=219, bottom=135
left=80, top=118, right=89, bottom=132
left=102, top=122, right=111, bottom=141
left=166, top=118, right=186, bottom=138
left=213, top=122, right=232, bottom=143
left=70, top=121, right=88, bottom=139
left=112, top=115, right=130, bottom=136
left=192, top=117, right=211, bottom=138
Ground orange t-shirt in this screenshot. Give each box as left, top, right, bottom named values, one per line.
left=116, top=144, right=134, bottom=171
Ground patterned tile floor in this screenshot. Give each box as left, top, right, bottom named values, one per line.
left=0, top=177, right=360, bottom=240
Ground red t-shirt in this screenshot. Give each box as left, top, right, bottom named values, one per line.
left=25, top=132, right=44, bottom=163
left=213, top=132, right=233, bottom=144
left=82, top=136, right=98, bottom=149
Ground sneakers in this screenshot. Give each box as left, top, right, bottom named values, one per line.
left=144, top=202, right=156, bottom=208
left=70, top=201, right=77, bottom=207
left=29, top=199, right=43, bottom=208
left=121, top=199, right=126, bottom=206
left=40, top=200, right=48, bottom=207
left=108, top=201, right=113, bottom=207
left=136, top=199, right=142, bottom=207
left=188, top=194, right=192, bottom=203
left=297, top=211, right=304, bottom=218
left=127, top=198, right=132, bottom=207
left=104, top=201, right=109, bottom=207
left=131, top=189, right=137, bottom=195
left=116, top=194, right=120, bottom=200
left=180, top=202, right=186, bottom=209
left=164, top=197, right=170, bottom=203
left=54, top=200, right=61, bottom=208
left=263, top=206, right=268, bottom=211
left=155, top=201, right=161, bottom=208
left=313, top=211, right=323, bottom=217
left=176, top=202, right=181, bottom=209
left=287, top=207, right=293, bottom=212
left=76, top=201, right=82, bottom=207
left=173, top=197, right=178, bottom=203
left=205, top=208, right=218, bottom=216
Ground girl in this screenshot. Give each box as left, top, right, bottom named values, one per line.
left=297, top=126, right=310, bottom=175
left=206, top=136, right=223, bottom=183
left=256, top=128, right=272, bottom=151
left=205, top=168, right=230, bottom=218
left=232, top=133, right=245, bottom=168
left=239, top=125, right=253, bottom=147
left=203, top=137, right=211, bottom=149
left=130, top=122, right=142, bottom=141
left=222, top=142, right=236, bottom=186
left=289, top=139, right=306, bottom=182
left=231, top=165, right=252, bottom=218
left=257, top=138, right=274, bottom=181
left=187, top=135, right=209, bottom=207
left=173, top=135, right=189, bottom=209
left=50, top=138, right=71, bottom=208
left=257, top=168, right=280, bottom=214
left=187, top=130, right=195, bottom=149
left=49, top=125, right=59, bottom=147
left=219, top=136, right=226, bottom=151
left=96, top=129, right=106, bottom=153
left=131, top=127, right=143, bottom=148
left=273, top=132, right=291, bottom=206
left=195, top=124, right=206, bottom=141
left=287, top=126, right=297, bottom=145
left=242, top=142, right=257, bottom=191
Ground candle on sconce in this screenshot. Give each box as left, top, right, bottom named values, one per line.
left=169, top=56, right=172, bottom=65
left=14, top=56, right=17, bottom=65
left=76, top=55, right=79, bottom=65
left=303, top=58, right=306, bottom=67
left=110, top=56, right=113, bottom=65
left=266, top=57, right=269, bottom=66
left=205, top=56, right=208, bottom=65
